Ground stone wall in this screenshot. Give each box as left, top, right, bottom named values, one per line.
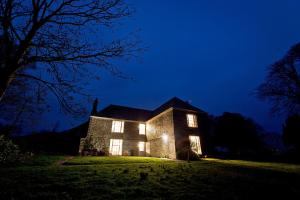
left=79, top=116, right=146, bottom=156
left=173, top=109, right=203, bottom=158
left=79, top=117, right=112, bottom=153
left=80, top=108, right=203, bottom=159
left=146, top=109, right=176, bottom=159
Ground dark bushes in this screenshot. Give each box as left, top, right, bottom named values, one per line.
left=0, top=135, right=21, bottom=165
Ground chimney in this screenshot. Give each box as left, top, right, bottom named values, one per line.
left=91, top=98, right=99, bottom=115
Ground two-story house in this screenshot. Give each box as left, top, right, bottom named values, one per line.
left=79, top=97, right=206, bottom=159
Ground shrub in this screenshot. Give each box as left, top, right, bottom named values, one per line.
left=82, top=137, right=93, bottom=151
left=101, top=146, right=109, bottom=156
left=0, top=135, right=21, bottom=165
left=176, top=149, right=202, bottom=161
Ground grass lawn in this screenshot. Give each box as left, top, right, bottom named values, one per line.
left=1, top=156, right=300, bottom=200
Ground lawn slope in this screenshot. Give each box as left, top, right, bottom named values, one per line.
left=0, top=156, right=299, bottom=200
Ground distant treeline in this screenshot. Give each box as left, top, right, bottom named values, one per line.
left=201, top=112, right=300, bottom=163
left=11, top=122, right=88, bottom=155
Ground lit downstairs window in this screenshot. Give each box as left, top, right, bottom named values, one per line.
left=109, top=139, right=123, bottom=155
left=139, top=141, right=145, bottom=151
left=139, top=123, right=146, bottom=135
left=186, top=114, right=197, bottom=128
left=189, top=135, right=202, bottom=155
left=111, top=120, right=124, bottom=133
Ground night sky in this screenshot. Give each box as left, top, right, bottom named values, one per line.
left=38, top=0, right=300, bottom=133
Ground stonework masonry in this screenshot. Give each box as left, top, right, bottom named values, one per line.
left=146, top=109, right=176, bottom=159
left=79, top=116, right=146, bottom=156
left=80, top=110, right=177, bottom=159
left=79, top=97, right=205, bottom=159
left=173, top=109, right=202, bottom=158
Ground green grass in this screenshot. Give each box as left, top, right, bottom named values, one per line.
left=64, top=156, right=174, bottom=165
left=1, top=156, right=300, bottom=200
left=206, top=158, right=300, bottom=174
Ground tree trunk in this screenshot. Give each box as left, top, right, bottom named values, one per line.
left=0, top=68, right=15, bottom=101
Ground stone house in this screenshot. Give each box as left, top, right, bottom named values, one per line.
left=79, top=97, right=206, bottom=159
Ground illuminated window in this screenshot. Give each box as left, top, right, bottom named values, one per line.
left=139, top=123, right=146, bottom=135
left=111, top=120, right=124, bottom=133
left=189, top=136, right=202, bottom=155
left=138, top=141, right=145, bottom=151
left=186, top=114, right=197, bottom=127
left=109, top=139, right=123, bottom=155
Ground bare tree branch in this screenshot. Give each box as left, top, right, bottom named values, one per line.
left=0, top=0, right=141, bottom=115
left=256, top=43, right=300, bottom=114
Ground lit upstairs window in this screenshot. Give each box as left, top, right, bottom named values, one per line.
left=139, top=123, right=146, bottom=135
left=111, top=120, right=124, bottom=133
left=186, top=114, right=197, bottom=128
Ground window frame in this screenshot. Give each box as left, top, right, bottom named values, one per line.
left=139, top=123, right=146, bottom=135
left=109, top=139, right=123, bottom=155
left=111, top=120, right=124, bottom=133
left=186, top=114, right=198, bottom=128
left=189, top=135, right=202, bottom=155
left=138, top=141, right=145, bottom=152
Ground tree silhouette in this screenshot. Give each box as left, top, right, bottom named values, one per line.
left=0, top=0, right=140, bottom=114
left=283, top=114, right=300, bottom=153
left=0, top=75, right=47, bottom=133
left=214, top=112, right=263, bottom=156
left=256, top=43, right=300, bottom=114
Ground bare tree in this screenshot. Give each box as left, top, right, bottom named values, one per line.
left=0, top=73, right=50, bottom=132
left=256, top=43, right=300, bottom=114
left=0, top=0, right=140, bottom=114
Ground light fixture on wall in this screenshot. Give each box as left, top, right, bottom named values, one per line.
left=162, top=133, right=168, bottom=143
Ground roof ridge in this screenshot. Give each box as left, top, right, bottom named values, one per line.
left=95, top=97, right=204, bottom=122
left=152, top=96, right=204, bottom=115
left=104, top=104, right=152, bottom=112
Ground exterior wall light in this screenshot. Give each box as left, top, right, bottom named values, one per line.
left=162, top=133, right=168, bottom=143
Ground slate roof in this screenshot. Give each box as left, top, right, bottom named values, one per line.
left=152, top=97, right=204, bottom=116
left=97, top=105, right=152, bottom=121
left=95, top=97, right=204, bottom=122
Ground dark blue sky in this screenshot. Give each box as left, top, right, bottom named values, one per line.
left=41, top=0, right=300, bottom=133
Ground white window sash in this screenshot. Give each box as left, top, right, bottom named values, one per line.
left=187, top=114, right=197, bottom=127
left=189, top=136, right=202, bottom=154
left=111, top=121, right=124, bottom=133
left=139, top=141, right=145, bottom=151
left=109, top=139, right=123, bottom=155
left=139, top=123, right=146, bottom=135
